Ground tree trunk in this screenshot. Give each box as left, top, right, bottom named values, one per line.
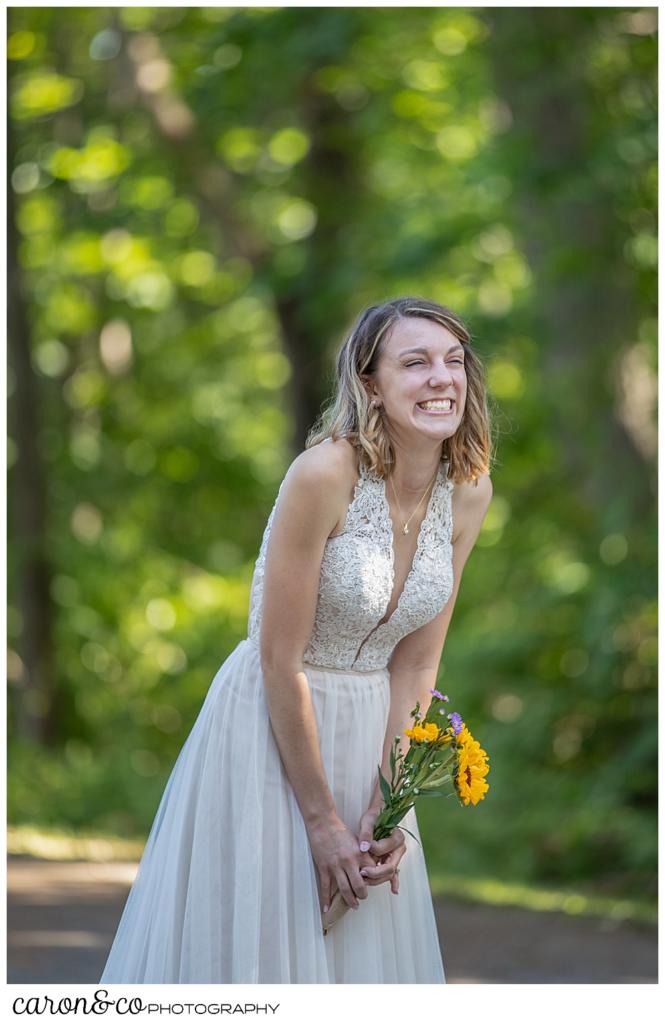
left=274, top=77, right=366, bottom=452
left=7, top=128, right=58, bottom=745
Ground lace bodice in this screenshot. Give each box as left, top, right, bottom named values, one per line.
left=247, top=459, right=455, bottom=671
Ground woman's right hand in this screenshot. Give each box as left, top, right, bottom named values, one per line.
left=307, top=816, right=369, bottom=912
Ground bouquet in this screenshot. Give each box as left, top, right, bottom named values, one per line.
left=321, top=688, right=490, bottom=934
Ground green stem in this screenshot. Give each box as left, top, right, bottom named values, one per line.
left=372, top=740, right=457, bottom=838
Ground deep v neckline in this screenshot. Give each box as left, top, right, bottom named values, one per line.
left=348, top=462, right=444, bottom=669
left=374, top=463, right=444, bottom=629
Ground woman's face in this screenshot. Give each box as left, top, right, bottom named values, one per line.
left=368, top=316, right=467, bottom=446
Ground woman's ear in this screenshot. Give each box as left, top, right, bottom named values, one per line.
left=359, top=375, right=380, bottom=407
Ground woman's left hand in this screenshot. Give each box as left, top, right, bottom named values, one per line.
left=357, top=809, right=407, bottom=895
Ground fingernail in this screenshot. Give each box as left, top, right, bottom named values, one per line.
left=323, top=904, right=329, bottom=913
left=360, top=868, right=368, bottom=876
left=359, top=841, right=371, bottom=852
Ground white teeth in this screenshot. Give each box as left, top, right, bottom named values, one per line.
left=418, top=399, right=453, bottom=411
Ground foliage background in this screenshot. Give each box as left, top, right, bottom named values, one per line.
left=7, top=6, right=657, bottom=908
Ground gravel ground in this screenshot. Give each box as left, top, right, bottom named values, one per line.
left=6, top=855, right=658, bottom=985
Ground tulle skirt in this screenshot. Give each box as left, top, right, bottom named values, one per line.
left=99, top=637, right=445, bottom=984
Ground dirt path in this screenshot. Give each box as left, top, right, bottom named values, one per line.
left=6, top=856, right=657, bottom=984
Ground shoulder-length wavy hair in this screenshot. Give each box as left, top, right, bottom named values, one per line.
left=306, top=296, right=493, bottom=484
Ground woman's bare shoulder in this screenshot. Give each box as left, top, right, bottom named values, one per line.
left=453, top=471, right=492, bottom=505
left=285, top=437, right=359, bottom=492
left=278, top=438, right=359, bottom=535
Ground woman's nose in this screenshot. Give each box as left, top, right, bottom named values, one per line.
left=429, top=363, right=454, bottom=387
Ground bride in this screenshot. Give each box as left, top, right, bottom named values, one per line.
left=100, top=295, right=493, bottom=984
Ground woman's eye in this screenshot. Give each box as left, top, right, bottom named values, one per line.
left=404, top=358, right=464, bottom=368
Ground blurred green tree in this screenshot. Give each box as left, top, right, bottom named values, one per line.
left=7, top=7, right=656, bottom=900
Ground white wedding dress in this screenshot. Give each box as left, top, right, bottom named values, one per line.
left=100, top=457, right=454, bottom=984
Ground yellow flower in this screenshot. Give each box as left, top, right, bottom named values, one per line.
left=405, top=723, right=427, bottom=742
left=422, top=721, right=440, bottom=742
left=456, top=724, right=476, bottom=747
left=456, top=725, right=488, bottom=758
left=455, top=733, right=490, bottom=806
left=405, top=720, right=441, bottom=744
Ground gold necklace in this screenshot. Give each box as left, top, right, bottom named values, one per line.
left=388, top=465, right=439, bottom=535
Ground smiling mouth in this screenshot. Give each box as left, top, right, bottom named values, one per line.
left=417, top=399, right=455, bottom=413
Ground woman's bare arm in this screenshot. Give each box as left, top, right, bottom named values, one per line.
left=377, top=474, right=493, bottom=795
left=357, top=474, right=493, bottom=886
left=259, top=441, right=368, bottom=911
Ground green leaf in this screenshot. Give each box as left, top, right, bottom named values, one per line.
left=378, top=766, right=392, bottom=807
left=398, top=824, right=421, bottom=846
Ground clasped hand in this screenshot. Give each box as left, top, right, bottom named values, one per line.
left=357, top=808, right=406, bottom=898
left=309, top=809, right=406, bottom=913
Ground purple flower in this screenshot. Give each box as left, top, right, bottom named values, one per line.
left=447, top=711, right=464, bottom=735
left=429, top=688, right=449, bottom=702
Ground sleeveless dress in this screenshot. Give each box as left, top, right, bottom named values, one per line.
left=100, top=458, right=454, bottom=984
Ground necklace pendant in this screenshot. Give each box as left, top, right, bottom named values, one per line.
left=403, top=524, right=410, bottom=535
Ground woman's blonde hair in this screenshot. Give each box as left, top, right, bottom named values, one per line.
left=306, top=296, right=493, bottom=484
